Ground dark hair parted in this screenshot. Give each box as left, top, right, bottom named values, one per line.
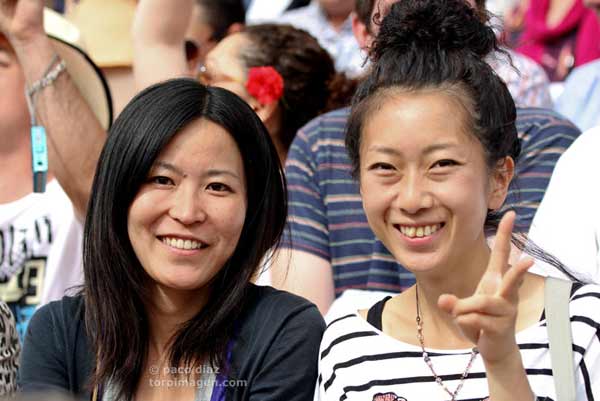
left=241, top=23, right=357, bottom=150
left=83, top=79, right=287, bottom=401
left=345, top=0, right=580, bottom=281
left=195, top=0, right=246, bottom=41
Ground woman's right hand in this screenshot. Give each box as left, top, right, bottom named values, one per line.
left=438, top=211, right=536, bottom=401
left=438, top=211, right=533, bottom=363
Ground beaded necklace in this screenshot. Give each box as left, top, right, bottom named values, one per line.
left=415, top=285, right=479, bottom=401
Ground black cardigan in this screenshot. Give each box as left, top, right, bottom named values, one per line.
left=18, top=284, right=325, bottom=401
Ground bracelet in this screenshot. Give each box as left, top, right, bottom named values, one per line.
left=25, top=54, right=67, bottom=126
left=23, top=54, right=66, bottom=194
left=26, top=55, right=67, bottom=99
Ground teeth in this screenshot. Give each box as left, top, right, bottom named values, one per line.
left=162, top=237, right=204, bottom=250
left=398, top=224, right=441, bottom=238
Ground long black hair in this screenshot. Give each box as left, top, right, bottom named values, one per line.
left=83, top=79, right=287, bottom=400
left=345, top=0, right=579, bottom=281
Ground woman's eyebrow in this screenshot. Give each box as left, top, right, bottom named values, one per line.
left=153, top=161, right=242, bottom=181
left=366, top=143, right=458, bottom=156
left=204, top=169, right=242, bottom=181
left=153, top=161, right=185, bottom=176
left=422, top=143, right=459, bottom=155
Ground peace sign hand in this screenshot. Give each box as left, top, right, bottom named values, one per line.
left=438, top=211, right=534, bottom=364
left=0, top=0, right=45, bottom=44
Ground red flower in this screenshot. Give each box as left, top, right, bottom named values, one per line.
left=245, top=66, right=284, bottom=105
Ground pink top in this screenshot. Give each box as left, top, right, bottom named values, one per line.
left=516, top=0, right=600, bottom=81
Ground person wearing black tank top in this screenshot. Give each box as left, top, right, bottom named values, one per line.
left=317, top=1, right=600, bottom=401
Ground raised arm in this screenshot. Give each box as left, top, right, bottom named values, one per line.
left=0, top=0, right=106, bottom=222
left=132, top=0, right=193, bottom=91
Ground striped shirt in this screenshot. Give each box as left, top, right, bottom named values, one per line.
left=282, top=107, right=581, bottom=296
left=318, top=284, right=600, bottom=401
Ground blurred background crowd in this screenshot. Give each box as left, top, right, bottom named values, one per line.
left=41, top=0, right=600, bottom=125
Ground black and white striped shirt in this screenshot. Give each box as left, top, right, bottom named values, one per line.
left=318, top=284, right=600, bottom=401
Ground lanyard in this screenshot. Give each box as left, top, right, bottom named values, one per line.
left=24, top=54, right=66, bottom=193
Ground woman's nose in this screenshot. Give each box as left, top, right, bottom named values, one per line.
left=168, top=185, right=207, bottom=225
left=394, top=174, right=434, bottom=214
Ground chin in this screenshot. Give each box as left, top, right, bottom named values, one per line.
left=165, top=282, right=207, bottom=292
left=155, top=274, right=212, bottom=293
left=392, top=253, right=444, bottom=274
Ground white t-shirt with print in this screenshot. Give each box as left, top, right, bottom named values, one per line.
left=0, top=179, right=83, bottom=338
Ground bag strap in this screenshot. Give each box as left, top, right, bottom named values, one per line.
left=545, top=277, right=576, bottom=401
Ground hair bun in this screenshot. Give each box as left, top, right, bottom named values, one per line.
left=371, top=0, right=497, bottom=62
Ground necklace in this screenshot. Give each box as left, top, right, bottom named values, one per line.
left=415, top=285, right=478, bottom=401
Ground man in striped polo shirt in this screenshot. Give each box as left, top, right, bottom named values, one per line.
left=271, top=0, right=581, bottom=314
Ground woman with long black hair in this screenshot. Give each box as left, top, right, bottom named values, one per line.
left=19, top=79, right=324, bottom=401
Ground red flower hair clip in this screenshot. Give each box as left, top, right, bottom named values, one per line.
left=245, top=66, right=284, bottom=106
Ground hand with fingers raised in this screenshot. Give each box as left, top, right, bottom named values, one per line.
left=438, top=211, right=533, bottom=363
left=438, top=211, right=536, bottom=401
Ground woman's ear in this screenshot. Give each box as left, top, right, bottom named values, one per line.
left=487, top=156, right=515, bottom=210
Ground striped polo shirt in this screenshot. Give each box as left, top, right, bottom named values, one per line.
left=282, top=107, right=581, bottom=296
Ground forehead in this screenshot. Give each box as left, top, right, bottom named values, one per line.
left=155, top=118, right=245, bottom=176
left=162, top=118, right=237, bottom=154
left=361, top=89, right=478, bottom=153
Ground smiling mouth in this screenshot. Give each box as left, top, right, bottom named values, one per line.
left=159, top=236, right=208, bottom=250
left=394, top=223, right=445, bottom=239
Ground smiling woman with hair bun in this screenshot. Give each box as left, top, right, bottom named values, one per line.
left=317, top=1, right=600, bottom=400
